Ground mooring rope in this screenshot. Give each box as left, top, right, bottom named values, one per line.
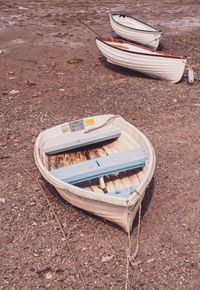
left=84, top=116, right=143, bottom=288
left=78, top=19, right=100, bottom=37
left=125, top=201, right=142, bottom=290
left=0, top=146, right=87, bottom=290
left=84, top=115, right=123, bottom=134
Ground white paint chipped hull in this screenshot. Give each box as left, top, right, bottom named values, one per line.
left=109, top=13, right=162, bottom=50
left=96, top=37, right=187, bottom=83
left=34, top=115, right=156, bottom=233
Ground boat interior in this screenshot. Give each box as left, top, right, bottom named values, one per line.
left=44, top=132, right=147, bottom=198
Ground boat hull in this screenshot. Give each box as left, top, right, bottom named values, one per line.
left=34, top=115, right=156, bottom=232
left=96, top=37, right=187, bottom=83
left=109, top=13, right=162, bottom=50
left=56, top=187, right=142, bottom=232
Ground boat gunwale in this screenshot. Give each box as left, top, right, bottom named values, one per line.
left=34, top=115, right=156, bottom=208
left=96, top=36, right=187, bottom=60
left=110, top=13, right=162, bottom=34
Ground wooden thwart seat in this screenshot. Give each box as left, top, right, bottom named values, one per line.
left=50, top=148, right=147, bottom=185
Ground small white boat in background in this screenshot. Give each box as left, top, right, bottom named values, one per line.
left=34, top=114, right=156, bottom=233
left=109, top=13, right=162, bottom=50
left=96, top=37, right=187, bottom=83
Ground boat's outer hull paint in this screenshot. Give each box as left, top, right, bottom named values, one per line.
left=56, top=187, right=145, bottom=232
left=109, top=13, right=162, bottom=50
left=96, top=37, right=187, bottom=83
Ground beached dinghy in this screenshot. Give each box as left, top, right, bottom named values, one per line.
left=109, top=13, right=162, bottom=50
left=34, top=115, right=155, bottom=233
left=96, top=37, right=187, bottom=83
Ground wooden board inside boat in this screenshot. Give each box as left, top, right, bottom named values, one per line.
left=45, top=137, right=144, bottom=195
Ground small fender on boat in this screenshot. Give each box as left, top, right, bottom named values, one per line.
left=187, top=67, right=194, bottom=84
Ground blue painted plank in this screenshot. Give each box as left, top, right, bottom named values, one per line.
left=106, top=186, right=137, bottom=198
left=50, top=148, right=147, bottom=184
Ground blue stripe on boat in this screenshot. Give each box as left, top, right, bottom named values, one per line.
left=50, top=148, right=147, bottom=184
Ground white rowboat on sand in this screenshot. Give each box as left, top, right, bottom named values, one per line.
left=34, top=115, right=156, bottom=233
left=96, top=36, right=187, bottom=83
left=109, top=13, right=162, bottom=50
